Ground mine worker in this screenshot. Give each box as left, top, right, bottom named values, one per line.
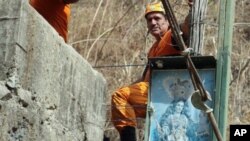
left=111, top=1, right=193, bottom=141
left=29, top=0, right=79, bottom=42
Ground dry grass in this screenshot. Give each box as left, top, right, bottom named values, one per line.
left=68, top=0, right=250, bottom=140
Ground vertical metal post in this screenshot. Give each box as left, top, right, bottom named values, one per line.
left=215, top=0, right=235, bottom=140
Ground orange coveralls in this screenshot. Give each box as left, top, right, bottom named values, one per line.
left=111, top=30, right=182, bottom=132
left=29, top=0, right=70, bottom=42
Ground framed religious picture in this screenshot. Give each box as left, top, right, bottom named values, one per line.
left=144, top=56, right=217, bottom=141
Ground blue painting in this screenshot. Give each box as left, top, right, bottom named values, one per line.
left=148, top=69, right=215, bottom=141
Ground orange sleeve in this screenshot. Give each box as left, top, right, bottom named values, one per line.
left=148, top=30, right=181, bottom=57
left=30, top=0, right=70, bottom=42
left=144, top=30, right=182, bottom=81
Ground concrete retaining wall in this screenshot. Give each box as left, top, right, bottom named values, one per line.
left=0, top=0, right=107, bottom=140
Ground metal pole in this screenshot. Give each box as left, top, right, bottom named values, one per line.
left=215, top=0, right=235, bottom=140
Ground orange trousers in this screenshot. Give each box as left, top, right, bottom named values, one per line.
left=111, top=82, right=148, bottom=133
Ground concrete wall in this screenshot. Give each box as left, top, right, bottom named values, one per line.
left=0, top=0, right=107, bottom=141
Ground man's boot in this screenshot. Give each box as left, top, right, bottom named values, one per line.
left=103, top=134, right=109, bottom=141
left=120, top=126, right=136, bottom=141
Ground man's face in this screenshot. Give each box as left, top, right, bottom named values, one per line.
left=146, top=12, right=169, bottom=38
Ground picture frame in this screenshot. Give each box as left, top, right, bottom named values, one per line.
left=145, top=56, right=216, bottom=141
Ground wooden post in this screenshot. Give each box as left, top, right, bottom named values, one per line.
left=189, top=0, right=208, bottom=55
left=215, top=0, right=235, bottom=140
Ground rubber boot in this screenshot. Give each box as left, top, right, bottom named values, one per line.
left=103, top=134, right=109, bottom=141
left=120, top=126, right=136, bottom=141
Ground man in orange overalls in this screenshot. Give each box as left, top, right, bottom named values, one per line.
left=111, top=1, right=193, bottom=141
left=29, top=0, right=79, bottom=42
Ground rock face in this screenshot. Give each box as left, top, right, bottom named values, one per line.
left=0, top=0, right=107, bottom=141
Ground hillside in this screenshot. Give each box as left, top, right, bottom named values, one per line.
left=68, top=0, right=249, bottom=140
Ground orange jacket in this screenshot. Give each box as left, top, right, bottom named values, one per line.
left=30, top=0, right=70, bottom=42
left=111, top=30, right=181, bottom=132
left=144, top=30, right=181, bottom=81
left=148, top=30, right=181, bottom=57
